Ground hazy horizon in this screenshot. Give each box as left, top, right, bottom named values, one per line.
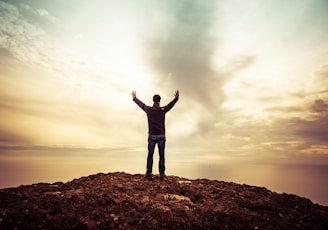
left=1, top=0, right=327, bottom=206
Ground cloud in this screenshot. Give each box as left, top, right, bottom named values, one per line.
left=292, top=64, right=328, bottom=146
left=146, top=0, right=223, bottom=108
left=310, top=99, right=328, bottom=113
left=292, top=97, right=328, bottom=144
left=36, top=8, right=48, bottom=17
left=228, top=56, right=256, bottom=72
left=0, top=130, right=31, bottom=146
left=315, top=64, right=328, bottom=78
left=0, top=47, right=14, bottom=60
left=0, top=1, right=54, bottom=65
left=0, top=1, right=89, bottom=89
left=18, top=2, right=59, bottom=25
left=143, top=1, right=261, bottom=140
left=256, top=95, right=327, bottom=159
left=311, top=64, right=328, bottom=95
left=293, top=116, right=328, bottom=144
left=0, top=145, right=135, bottom=158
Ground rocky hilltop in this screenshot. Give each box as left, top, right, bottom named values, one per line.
left=0, top=172, right=327, bottom=229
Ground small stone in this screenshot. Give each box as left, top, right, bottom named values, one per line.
left=117, top=184, right=123, bottom=188
left=178, top=180, right=191, bottom=184
left=184, top=205, right=191, bottom=211
left=155, top=193, right=165, bottom=201
left=156, top=204, right=171, bottom=212
left=141, top=196, right=150, bottom=204
left=214, top=205, right=224, bottom=212
left=44, top=191, right=62, bottom=197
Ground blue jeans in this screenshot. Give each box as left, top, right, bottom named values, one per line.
left=146, top=135, right=166, bottom=175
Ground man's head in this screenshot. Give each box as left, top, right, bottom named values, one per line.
left=153, top=94, right=161, bottom=103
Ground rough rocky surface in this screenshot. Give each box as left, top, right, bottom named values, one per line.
left=0, top=172, right=327, bottom=229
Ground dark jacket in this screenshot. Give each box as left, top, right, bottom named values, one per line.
left=133, top=97, right=178, bottom=135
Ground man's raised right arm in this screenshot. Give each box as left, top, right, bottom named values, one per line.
left=131, top=91, right=147, bottom=112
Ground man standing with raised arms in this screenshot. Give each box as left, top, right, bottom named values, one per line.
left=132, top=90, right=179, bottom=180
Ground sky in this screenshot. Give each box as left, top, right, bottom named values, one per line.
left=1, top=0, right=328, bottom=197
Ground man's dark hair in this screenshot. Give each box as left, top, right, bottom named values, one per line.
left=153, top=94, right=161, bottom=103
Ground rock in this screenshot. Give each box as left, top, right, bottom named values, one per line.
left=155, top=193, right=165, bottom=201
left=0, top=172, right=327, bottom=229
left=44, top=191, right=62, bottom=197
left=155, top=204, right=171, bottom=213
left=141, top=195, right=150, bottom=204
left=164, top=193, right=192, bottom=203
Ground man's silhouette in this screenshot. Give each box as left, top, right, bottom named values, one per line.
left=132, top=90, right=179, bottom=180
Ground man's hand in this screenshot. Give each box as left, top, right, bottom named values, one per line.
left=131, top=91, right=136, bottom=99
left=175, top=90, right=179, bottom=98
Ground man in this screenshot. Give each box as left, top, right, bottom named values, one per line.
left=132, top=90, right=179, bottom=180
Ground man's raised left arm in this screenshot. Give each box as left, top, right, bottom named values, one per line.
left=164, top=90, right=179, bottom=112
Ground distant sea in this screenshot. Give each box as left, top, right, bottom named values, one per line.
left=1, top=152, right=327, bottom=206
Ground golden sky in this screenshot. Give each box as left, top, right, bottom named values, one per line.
left=1, top=0, right=328, bottom=168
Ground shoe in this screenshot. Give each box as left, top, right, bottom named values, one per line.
left=160, top=174, right=165, bottom=181
left=145, top=174, right=152, bottom=180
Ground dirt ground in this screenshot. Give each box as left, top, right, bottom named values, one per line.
left=1, top=172, right=327, bottom=229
